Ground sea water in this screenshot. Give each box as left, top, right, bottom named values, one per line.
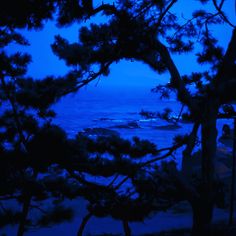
left=2, top=86, right=234, bottom=236
left=52, top=86, right=233, bottom=167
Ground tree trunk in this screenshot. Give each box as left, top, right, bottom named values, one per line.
left=229, top=118, right=236, bottom=225
left=191, top=100, right=218, bottom=236
left=201, top=102, right=218, bottom=184
left=191, top=197, right=214, bottom=236
left=122, top=220, right=131, bottom=236
left=77, top=212, right=93, bottom=236
left=17, top=196, right=31, bottom=236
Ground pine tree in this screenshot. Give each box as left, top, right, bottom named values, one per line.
left=0, top=6, right=180, bottom=235
left=2, top=1, right=236, bottom=235
left=0, top=2, right=75, bottom=235
left=51, top=1, right=236, bottom=235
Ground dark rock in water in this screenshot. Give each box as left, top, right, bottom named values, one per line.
left=127, top=121, right=140, bottom=128
left=93, top=117, right=115, bottom=122
left=110, top=124, right=131, bottom=129
left=219, top=125, right=234, bottom=147
left=82, top=128, right=119, bottom=137
left=219, top=137, right=233, bottom=148
left=99, top=117, right=115, bottom=121
left=154, top=124, right=181, bottom=130
left=110, top=121, right=140, bottom=129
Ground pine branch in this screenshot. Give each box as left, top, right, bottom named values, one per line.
left=92, top=3, right=119, bottom=17
left=107, top=174, right=120, bottom=187
left=114, top=143, right=184, bottom=190
left=182, top=122, right=200, bottom=159
left=212, top=0, right=235, bottom=28
left=30, top=205, right=47, bottom=215
left=0, top=76, right=28, bottom=150
left=154, top=41, right=198, bottom=113
left=59, top=62, right=112, bottom=96
left=156, top=0, right=178, bottom=26
left=140, top=143, right=183, bottom=167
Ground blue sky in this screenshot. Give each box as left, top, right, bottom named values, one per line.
left=7, top=0, right=236, bottom=90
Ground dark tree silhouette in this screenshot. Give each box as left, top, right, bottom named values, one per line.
left=0, top=17, right=180, bottom=236
left=71, top=133, right=185, bottom=236
left=1, top=1, right=236, bottom=236
left=0, top=25, right=181, bottom=236
left=51, top=0, right=236, bottom=235
left=0, top=2, right=78, bottom=235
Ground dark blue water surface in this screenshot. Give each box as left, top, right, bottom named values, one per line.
left=52, top=86, right=233, bottom=162
left=2, top=86, right=234, bottom=236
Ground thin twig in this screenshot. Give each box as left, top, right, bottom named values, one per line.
left=212, top=0, right=236, bottom=28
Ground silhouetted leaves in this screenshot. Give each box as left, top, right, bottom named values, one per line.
left=1, top=1, right=235, bottom=235
left=37, top=206, right=74, bottom=227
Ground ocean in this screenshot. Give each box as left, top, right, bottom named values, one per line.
left=2, top=86, right=234, bottom=236
left=52, top=86, right=233, bottom=167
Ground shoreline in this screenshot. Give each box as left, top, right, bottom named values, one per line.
left=2, top=198, right=234, bottom=236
